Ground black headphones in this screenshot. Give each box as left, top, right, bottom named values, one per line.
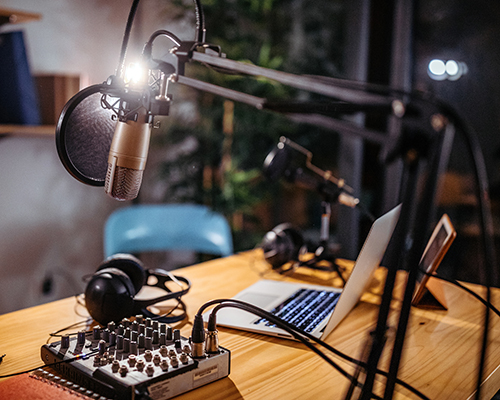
left=260, top=223, right=346, bottom=283
left=260, top=223, right=307, bottom=272
left=84, top=254, right=191, bottom=325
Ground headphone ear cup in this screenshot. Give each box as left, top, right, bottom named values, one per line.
left=97, top=253, right=147, bottom=295
left=261, top=223, right=305, bottom=269
left=84, top=267, right=136, bottom=325
left=85, top=253, right=192, bottom=325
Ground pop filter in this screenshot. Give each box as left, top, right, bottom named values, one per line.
left=56, top=84, right=117, bottom=186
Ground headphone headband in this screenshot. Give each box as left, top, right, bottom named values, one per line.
left=85, top=254, right=191, bottom=325
left=133, top=269, right=191, bottom=312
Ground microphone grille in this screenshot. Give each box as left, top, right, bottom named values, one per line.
left=104, top=164, right=143, bottom=201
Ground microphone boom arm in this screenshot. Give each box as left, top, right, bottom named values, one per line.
left=189, top=51, right=393, bottom=107
left=171, top=48, right=442, bottom=152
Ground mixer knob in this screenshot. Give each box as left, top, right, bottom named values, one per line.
left=107, top=321, right=116, bottom=332
left=138, top=334, right=145, bottom=348
left=92, top=326, right=101, bottom=340
left=159, top=333, right=166, bottom=345
left=119, top=365, right=128, bottom=377
left=136, top=359, right=145, bottom=371
left=160, top=359, right=169, bottom=371
left=111, top=360, right=120, bottom=373
left=116, top=335, right=124, bottom=351
left=124, top=327, right=131, bottom=339
left=146, top=364, right=155, bottom=377
left=170, top=356, right=179, bottom=368
left=121, top=318, right=130, bottom=328
left=174, top=330, right=181, bottom=348
left=130, top=341, right=138, bottom=355
left=123, top=337, right=130, bottom=353
left=98, top=340, right=106, bottom=356
left=127, top=354, right=136, bottom=367
left=152, top=330, right=159, bottom=344
left=77, top=330, right=86, bottom=346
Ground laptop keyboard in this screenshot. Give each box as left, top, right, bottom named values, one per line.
left=253, top=288, right=341, bottom=333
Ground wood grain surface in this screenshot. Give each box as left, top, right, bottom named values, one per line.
left=0, top=250, right=499, bottom=399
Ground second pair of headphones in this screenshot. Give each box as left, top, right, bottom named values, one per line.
left=84, top=254, right=191, bottom=325
left=260, top=223, right=307, bottom=272
left=260, top=223, right=346, bottom=283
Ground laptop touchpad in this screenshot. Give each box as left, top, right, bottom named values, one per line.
left=237, top=292, right=279, bottom=309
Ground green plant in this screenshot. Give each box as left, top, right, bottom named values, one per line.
left=146, top=0, right=347, bottom=251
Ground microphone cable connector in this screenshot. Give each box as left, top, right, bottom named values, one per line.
left=205, top=313, right=220, bottom=354
left=191, top=314, right=206, bottom=358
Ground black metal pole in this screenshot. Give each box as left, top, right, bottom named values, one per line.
left=359, top=154, right=420, bottom=400
left=383, top=130, right=446, bottom=399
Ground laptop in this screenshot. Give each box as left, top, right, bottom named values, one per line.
left=208, top=204, right=401, bottom=340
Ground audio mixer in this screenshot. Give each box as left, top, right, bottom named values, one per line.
left=41, top=316, right=230, bottom=399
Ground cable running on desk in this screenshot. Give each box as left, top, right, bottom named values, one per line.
left=199, top=299, right=430, bottom=400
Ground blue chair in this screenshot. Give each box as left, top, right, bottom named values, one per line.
left=104, top=204, right=233, bottom=259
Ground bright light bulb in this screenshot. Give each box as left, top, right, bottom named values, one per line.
left=428, top=59, right=446, bottom=76
left=445, top=60, right=459, bottom=76
left=428, top=58, right=467, bottom=81
left=124, top=62, right=146, bottom=85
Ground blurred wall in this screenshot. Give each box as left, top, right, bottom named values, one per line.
left=0, top=0, right=194, bottom=313
left=0, top=136, right=119, bottom=313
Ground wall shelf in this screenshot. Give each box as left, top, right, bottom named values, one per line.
left=0, top=125, right=55, bottom=136
left=0, top=8, right=41, bottom=26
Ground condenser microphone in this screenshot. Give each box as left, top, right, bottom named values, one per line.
left=104, top=108, right=151, bottom=201
left=56, top=65, right=172, bottom=198
left=103, top=59, right=175, bottom=201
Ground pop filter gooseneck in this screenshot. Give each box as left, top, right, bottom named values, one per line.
left=55, top=84, right=117, bottom=186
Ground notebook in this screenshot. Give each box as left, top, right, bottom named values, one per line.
left=209, top=204, right=401, bottom=340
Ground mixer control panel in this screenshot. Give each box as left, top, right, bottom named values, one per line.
left=41, top=317, right=230, bottom=400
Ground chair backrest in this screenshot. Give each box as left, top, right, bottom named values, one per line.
left=104, top=204, right=233, bottom=259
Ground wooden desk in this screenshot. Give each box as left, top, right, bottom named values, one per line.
left=1, top=251, right=500, bottom=399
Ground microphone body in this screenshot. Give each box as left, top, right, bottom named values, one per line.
left=104, top=109, right=151, bottom=201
